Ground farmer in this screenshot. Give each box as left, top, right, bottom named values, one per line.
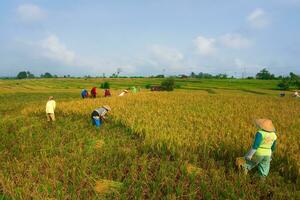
left=293, top=91, right=299, bottom=98
left=131, top=86, right=137, bottom=93
left=46, top=96, right=56, bottom=122
left=81, top=89, right=88, bottom=98
left=91, top=87, right=97, bottom=98
left=240, top=119, right=277, bottom=178
left=279, top=92, right=285, bottom=97
left=104, top=89, right=111, bottom=97
left=118, top=89, right=128, bottom=96
left=91, top=105, right=111, bottom=127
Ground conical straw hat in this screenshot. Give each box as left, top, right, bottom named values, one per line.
left=103, top=105, right=111, bottom=111
left=255, top=119, right=275, bottom=132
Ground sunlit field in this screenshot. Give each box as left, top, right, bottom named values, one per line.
left=0, top=78, right=299, bottom=199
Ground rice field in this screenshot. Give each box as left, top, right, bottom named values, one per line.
left=0, top=78, right=299, bottom=199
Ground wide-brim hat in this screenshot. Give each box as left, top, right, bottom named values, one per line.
left=103, top=105, right=111, bottom=111
left=49, top=96, right=54, bottom=100
left=255, top=119, right=275, bottom=132
left=124, top=90, right=128, bottom=93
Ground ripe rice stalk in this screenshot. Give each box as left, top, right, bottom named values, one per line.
left=94, top=179, right=123, bottom=194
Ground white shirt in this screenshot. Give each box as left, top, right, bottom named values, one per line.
left=46, top=100, right=56, bottom=113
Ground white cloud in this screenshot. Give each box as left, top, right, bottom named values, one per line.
left=194, top=36, right=217, bottom=56
left=220, top=33, right=252, bottom=49
left=247, top=8, right=270, bottom=29
left=17, top=4, right=46, bottom=22
left=194, top=33, right=252, bottom=56
left=39, top=35, right=75, bottom=65
left=149, top=45, right=184, bottom=68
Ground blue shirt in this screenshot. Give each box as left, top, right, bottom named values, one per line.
left=81, top=89, right=87, bottom=96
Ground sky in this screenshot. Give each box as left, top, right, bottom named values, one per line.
left=0, top=0, right=300, bottom=77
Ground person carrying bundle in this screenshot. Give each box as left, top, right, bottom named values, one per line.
left=237, top=119, right=277, bottom=178
left=91, top=105, right=111, bottom=127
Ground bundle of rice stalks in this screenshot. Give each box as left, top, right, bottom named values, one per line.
left=94, top=179, right=123, bottom=194
left=95, top=140, right=105, bottom=149
left=235, top=157, right=246, bottom=170
left=186, top=163, right=205, bottom=176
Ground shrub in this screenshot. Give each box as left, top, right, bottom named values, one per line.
left=277, top=79, right=290, bottom=90
left=160, top=78, right=175, bottom=91
left=145, top=84, right=152, bottom=89
left=100, top=81, right=110, bottom=89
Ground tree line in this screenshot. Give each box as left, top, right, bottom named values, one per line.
left=11, top=68, right=300, bottom=90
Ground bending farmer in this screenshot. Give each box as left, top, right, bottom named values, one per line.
left=241, top=119, right=277, bottom=178
left=46, top=96, right=56, bottom=122
left=91, top=105, right=111, bottom=127
left=91, top=87, right=97, bottom=98
left=81, top=89, right=88, bottom=98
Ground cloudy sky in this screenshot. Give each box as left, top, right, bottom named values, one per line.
left=0, top=0, right=300, bottom=77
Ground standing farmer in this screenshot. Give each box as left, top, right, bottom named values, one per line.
left=46, top=96, right=56, bottom=122
left=91, top=105, right=111, bottom=127
left=239, top=119, right=277, bottom=178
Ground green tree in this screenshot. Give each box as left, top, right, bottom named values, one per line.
left=256, top=68, right=275, bottom=80
left=26, top=71, right=35, bottom=78
left=190, top=72, right=196, bottom=78
left=41, top=72, right=53, bottom=78
left=160, top=78, right=175, bottom=91
left=17, top=71, right=28, bottom=79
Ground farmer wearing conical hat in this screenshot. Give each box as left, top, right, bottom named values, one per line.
left=91, top=105, right=111, bottom=127
left=293, top=91, right=299, bottom=98
left=118, top=89, right=128, bottom=97
left=239, top=119, right=277, bottom=178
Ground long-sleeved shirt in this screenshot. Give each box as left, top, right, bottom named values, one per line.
left=46, top=100, right=56, bottom=113
left=252, top=132, right=276, bottom=152
left=81, top=90, right=88, bottom=97
left=93, top=107, right=107, bottom=117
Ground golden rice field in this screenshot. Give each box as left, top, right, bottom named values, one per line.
left=1, top=79, right=300, bottom=199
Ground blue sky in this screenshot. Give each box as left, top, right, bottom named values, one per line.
left=0, top=0, right=300, bottom=77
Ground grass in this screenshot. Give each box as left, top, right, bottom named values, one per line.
left=0, top=78, right=299, bottom=199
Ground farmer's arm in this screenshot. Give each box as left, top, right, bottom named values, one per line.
left=245, top=132, right=262, bottom=160
left=252, top=132, right=262, bottom=149
left=271, top=140, right=276, bottom=152
left=100, top=110, right=108, bottom=120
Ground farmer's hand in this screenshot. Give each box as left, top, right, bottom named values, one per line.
left=245, top=155, right=252, bottom=161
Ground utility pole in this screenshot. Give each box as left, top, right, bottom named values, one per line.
left=242, top=67, right=246, bottom=79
